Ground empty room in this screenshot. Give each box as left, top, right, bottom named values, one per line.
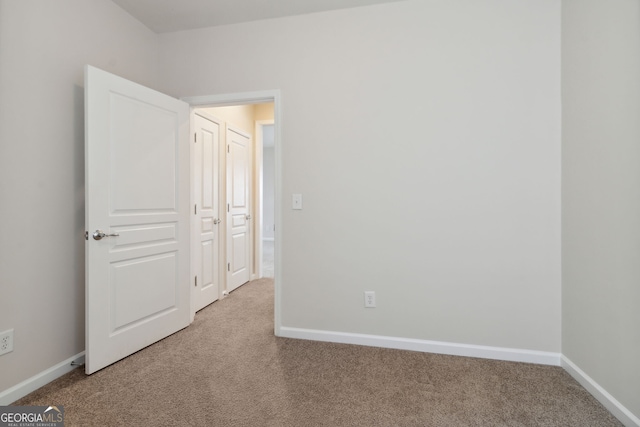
left=0, top=0, right=638, bottom=425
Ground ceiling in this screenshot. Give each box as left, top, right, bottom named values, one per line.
left=111, top=0, right=405, bottom=33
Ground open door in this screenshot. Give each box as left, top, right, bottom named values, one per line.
left=84, top=65, right=191, bottom=374
left=226, top=126, right=252, bottom=292
left=192, top=112, right=222, bottom=311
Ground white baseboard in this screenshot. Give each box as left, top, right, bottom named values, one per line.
left=562, top=355, right=640, bottom=427
left=278, top=327, right=561, bottom=366
left=0, top=352, right=85, bottom=405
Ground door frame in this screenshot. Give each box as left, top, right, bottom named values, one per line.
left=183, top=91, right=282, bottom=336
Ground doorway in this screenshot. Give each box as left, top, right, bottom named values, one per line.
left=85, top=67, right=282, bottom=374
left=188, top=95, right=280, bottom=333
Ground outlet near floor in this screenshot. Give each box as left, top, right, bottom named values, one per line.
left=364, top=291, right=376, bottom=308
left=0, top=329, right=14, bottom=356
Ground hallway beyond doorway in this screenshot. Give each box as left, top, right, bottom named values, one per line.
left=262, top=240, right=274, bottom=278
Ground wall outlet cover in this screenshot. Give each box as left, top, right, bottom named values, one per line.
left=0, top=329, right=14, bottom=356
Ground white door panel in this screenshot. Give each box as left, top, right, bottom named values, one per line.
left=193, top=113, right=222, bottom=312
left=85, top=65, right=190, bottom=374
left=110, top=253, right=177, bottom=329
left=232, top=232, right=247, bottom=272
left=109, top=94, right=178, bottom=211
left=227, top=127, right=252, bottom=292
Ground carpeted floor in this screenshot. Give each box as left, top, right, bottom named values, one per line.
left=14, top=278, right=621, bottom=426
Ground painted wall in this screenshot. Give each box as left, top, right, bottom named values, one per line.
left=203, top=105, right=255, bottom=135
left=255, top=103, right=275, bottom=122
left=158, top=0, right=562, bottom=352
left=0, top=0, right=159, bottom=395
left=562, top=0, right=640, bottom=419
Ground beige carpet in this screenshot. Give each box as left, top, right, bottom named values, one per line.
left=15, top=278, right=621, bottom=426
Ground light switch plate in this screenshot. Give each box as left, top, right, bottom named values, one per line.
left=292, top=194, right=303, bottom=210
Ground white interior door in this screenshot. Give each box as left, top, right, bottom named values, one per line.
left=226, top=127, right=252, bottom=292
left=193, top=112, right=222, bottom=312
left=85, top=65, right=190, bottom=374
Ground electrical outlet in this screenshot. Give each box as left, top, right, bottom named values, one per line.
left=364, top=291, right=376, bottom=308
left=0, top=329, right=14, bottom=356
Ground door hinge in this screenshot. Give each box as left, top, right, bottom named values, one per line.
left=84, top=231, right=88, bottom=241
left=227, top=145, right=230, bottom=153
left=194, top=204, right=197, bottom=214
left=194, top=133, right=197, bottom=143
left=227, top=203, right=230, bottom=212
left=227, top=263, right=230, bottom=272
left=195, top=276, right=198, bottom=287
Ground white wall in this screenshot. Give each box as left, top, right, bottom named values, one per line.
left=562, top=0, right=640, bottom=420
left=0, top=0, right=159, bottom=395
left=158, top=0, right=562, bottom=351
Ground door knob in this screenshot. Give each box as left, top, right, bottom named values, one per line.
left=213, top=218, right=221, bottom=225
left=245, top=215, right=251, bottom=220
left=92, top=230, right=120, bottom=240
